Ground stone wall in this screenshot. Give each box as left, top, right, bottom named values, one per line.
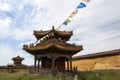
left=72, top=55, right=120, bottom=71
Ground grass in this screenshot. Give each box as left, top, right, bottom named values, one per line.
left=78, top=70, right=120, bottom=80
left=0, top=72, right=62, bottom=80
left=0, top=69, right=70, bottom=80
left=0, top=69, right=120, bottom=80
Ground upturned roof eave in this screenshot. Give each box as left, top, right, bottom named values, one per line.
left=33, top=30, right=73, bottom=39
left=23, top=43, right=83, bottom=53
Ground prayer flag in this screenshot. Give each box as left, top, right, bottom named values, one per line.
left=77, top=2, right=86, bottom=9
left=43, top=36, right=46, bottom=40
left=40, top=38, right=44, bottom=41
left=68, top=9, right=78, bottom=19
left=46, top=35, right=49, bottom=38
left=63, top=21, right=68, bottom=25
left=63, top=19, right=70, bottom=25
left=72, top=9, right=78, bottom=14
left=34, top=40, right=40, bottom=44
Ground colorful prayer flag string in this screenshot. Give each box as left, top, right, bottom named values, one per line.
left=33, top=0, right=90, bottom=44
left=56, top=0, right=90, bottom=30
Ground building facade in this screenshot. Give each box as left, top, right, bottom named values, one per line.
left=23, top=27, right=83, bottom=74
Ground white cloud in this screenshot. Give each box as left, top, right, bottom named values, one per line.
left=12, top=28, right=35, bottom=41
left=0, top=17, right=12, bottom=39
left=0, top=2, right=11, bottom=11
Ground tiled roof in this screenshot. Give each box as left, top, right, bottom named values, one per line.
left=23, top=39, right=83, bottom=52
left=72, top=49, right=120, bottom=60
left=12, top=56, right=24, bottom=60
left=33, top=27, right=73, bottom=40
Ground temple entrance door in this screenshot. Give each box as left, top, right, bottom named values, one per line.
left=55, top=57, right=65, bottom=72
left=41, top=57, right=52, bottom=69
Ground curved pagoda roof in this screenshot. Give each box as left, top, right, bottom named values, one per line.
left=34, top=27, right=73, bottom=41
left=23, top=39, right=83, bottom=55
left=12, top=56, right=24, bottom=61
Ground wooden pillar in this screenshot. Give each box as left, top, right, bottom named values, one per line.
left=51, top=57, right=56, bottom=74
left=70, top=58, right=72, bottom=71
left=52, top=58, right=55, bottom=69
left=38, top=59, right=40, bottom=72
left=67, top=60, right=69, bottom=71
left=34, top=58, right=37, bottom=70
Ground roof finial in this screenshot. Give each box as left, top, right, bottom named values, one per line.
left=52, top=26, right=54, bottom=30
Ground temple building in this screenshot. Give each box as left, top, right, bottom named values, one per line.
left=12, top=56, right=28, bottom=68
left=12, top=56, right=24, bottom=66
left=23, top=27, right=83, bottom=74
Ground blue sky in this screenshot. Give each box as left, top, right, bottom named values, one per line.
left=0, top=0, right=120, bottom=66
